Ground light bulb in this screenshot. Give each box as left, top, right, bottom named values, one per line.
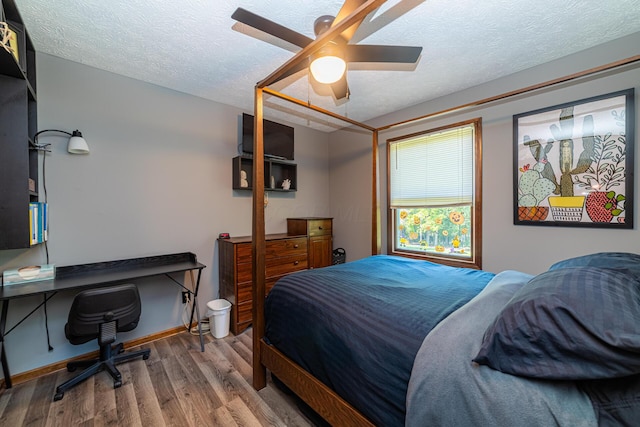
left=310, top=55, right=346, bottom=84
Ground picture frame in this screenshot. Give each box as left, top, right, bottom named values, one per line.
left=513, top=88, right=634, bottom=228
left=6, top=19, right=26, bottom=72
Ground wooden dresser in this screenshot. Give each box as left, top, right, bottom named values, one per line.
left=218, top=233, right=308, bottom=335
left=218, top=218, right=333, bottom=335
left=287, top=217, right=333, bottom=269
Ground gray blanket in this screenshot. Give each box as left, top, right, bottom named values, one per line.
left=406, top=271, right=597, bottom=426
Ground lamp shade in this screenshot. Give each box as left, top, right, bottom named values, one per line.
left=310, top=45, right=346, bottom=84
left=67, top=130, right=89, bottom=154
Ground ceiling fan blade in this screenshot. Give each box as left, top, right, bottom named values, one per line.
left=331, top=0, right=369, bottom=42
left=330, top=75, right=350, bottom=100
left=345, top=44, right=422, bottom=63
left=232, top=7, right=313, bottom=48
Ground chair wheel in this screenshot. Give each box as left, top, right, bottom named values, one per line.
left=54, top=392, right=64, bottom=401
left=143, top=353, right=150, bottom=360
left=113, top=380, right=122, bottom=389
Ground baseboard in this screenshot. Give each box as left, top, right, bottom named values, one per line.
left=0, top=325, right=188, bottom=389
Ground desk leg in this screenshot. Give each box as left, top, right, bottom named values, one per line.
left=188, top=269, right=204, bottom=352
left=193, top=298, right=204, bottom=351
left=1, top=299, right=12, bottom=389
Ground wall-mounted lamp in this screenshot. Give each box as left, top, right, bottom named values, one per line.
left=34, top=129, right=90, bottom=154
left=309, top=43, right=346, bottom=84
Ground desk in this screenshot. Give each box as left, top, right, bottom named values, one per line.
left=0, top=252, right=206, bottom=389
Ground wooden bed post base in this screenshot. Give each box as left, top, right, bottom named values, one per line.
left=252, top=87, right=267, bottom=390
left=371, top=129, right=380, bottom=255
left=260, top=339, right=375, bottom=427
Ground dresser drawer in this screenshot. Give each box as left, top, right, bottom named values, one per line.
left=266, top=253, right=308, bottom=277
left=234, top=238, right=306, bottom=265
left=287, top=218, right=332, bottom=236
left=237, top=280, right=252, bottom=303
left=238, top=274, right=286, bottom=306
left=236, top=243, right=252, bottom=264
left=307, top=219, right=332, bottom=236
left=266, top=276, right=279, bottom=294
left=237, top=255, right=306, bottom=287
left=266, top=237, right=307, bottom=257
left=236, top=300, right=252, bottom=325
left=237, top=262, right=252, bottom=283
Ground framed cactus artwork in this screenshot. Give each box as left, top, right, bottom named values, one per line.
left=513, top=88, right=634, bottom=228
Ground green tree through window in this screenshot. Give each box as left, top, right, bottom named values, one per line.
left=387, top=118, right=483, bottom=269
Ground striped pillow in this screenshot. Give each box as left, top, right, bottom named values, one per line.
left=473, top=267, right=640, bottom=379
left=548, top=252, right=640, bottom=272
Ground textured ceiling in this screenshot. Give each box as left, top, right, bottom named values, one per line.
left=13, top=0, right=640, bottom=131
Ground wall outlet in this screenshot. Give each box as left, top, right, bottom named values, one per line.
left=182, top=291, right=189, bottom=304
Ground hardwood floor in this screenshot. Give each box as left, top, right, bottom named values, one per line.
left=0, top=329, right=316, bottom=426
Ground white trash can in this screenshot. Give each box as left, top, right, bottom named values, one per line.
left=206, top=299, right=232, bottom=338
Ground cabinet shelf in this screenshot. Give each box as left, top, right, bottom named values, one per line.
left=0, top=49, right=24, bottom=79
left=232, top=155, right=297, bottom=192
left=0, top=0, right=38, bottom=249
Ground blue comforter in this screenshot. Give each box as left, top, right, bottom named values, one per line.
left=264, top=255, right=495, bottom=426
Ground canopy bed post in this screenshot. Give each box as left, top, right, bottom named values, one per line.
left=371, top=129, right=380, bottom=255
left=252, top=87, right=267, bottom=389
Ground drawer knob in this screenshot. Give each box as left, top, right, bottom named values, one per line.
left=293, top=260, right=299, bottom=265
left=318, top=226, right=323, bottom=230
left=293, top=244, right=299, bottom=248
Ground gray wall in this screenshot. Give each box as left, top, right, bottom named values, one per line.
left=0, top=53, right=330, bottom=375
left=329, top=32, right=640, bottom=274
left=3, top=32, right=640, bottom=377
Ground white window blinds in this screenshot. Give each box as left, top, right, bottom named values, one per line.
left=389, top=124, right=474, bottom=208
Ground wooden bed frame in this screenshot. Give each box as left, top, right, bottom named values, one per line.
left=248, top=2, right=640, bottom=423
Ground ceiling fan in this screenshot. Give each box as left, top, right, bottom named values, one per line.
left=231, top=0, right=423, bottom=100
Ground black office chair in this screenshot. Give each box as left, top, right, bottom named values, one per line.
left=54, top=283, right=151, bottom=401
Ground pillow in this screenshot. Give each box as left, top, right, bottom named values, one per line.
left=473, top=267, right=640, bottom=380
left=548, top=252, right=640, bottom=272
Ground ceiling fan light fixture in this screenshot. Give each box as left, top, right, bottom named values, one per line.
left=309, top=45, right=346, bottom=84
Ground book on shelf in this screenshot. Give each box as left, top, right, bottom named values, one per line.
left=28, top=202, right=48, bottom=245
left=42, top=202, right=48, bottom=241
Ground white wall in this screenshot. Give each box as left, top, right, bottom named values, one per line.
left=329, top=32, right=640, bottom=274
left=0, top=53, right=330, bottom=375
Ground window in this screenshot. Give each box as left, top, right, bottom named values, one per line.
left=387, top=118, right=483, bottom=269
